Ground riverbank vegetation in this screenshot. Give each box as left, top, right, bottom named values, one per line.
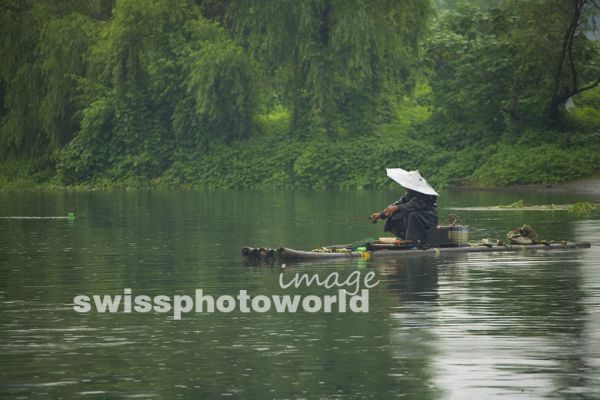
left=1, top=0, right=599, bottom=190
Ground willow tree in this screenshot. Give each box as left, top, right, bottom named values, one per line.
left=57, top=0, right=260, bottom=183
left=0, top=0, right=109, bottom=160
left=0, top=0, right=41, bottom=158
left=208, top=0, right=432, bottom=136
left=57, top=0, right=199, bottom=182
left=172, top=17, right=260, bottom=152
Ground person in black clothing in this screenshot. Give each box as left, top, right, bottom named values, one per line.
left=370, top=189, right=438, bottom=243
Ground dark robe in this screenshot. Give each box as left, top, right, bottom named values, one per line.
left=379, top=190, right=438, bottom=242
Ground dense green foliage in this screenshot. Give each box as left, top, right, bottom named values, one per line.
left=219, top=0, right=431, bottom=136
left=56, top=0, right=260, bottom=184
left=1, top=0, right=599, bottom=190
left=426, top=0, right=600, bottom=145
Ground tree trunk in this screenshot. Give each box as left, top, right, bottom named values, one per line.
left=548, top=0, right=585, bottom=126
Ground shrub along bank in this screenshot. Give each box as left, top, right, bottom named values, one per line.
left=2, top=123, right=599, bottom=191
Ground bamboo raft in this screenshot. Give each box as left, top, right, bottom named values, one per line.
left=241, top=241, right=592, bottom=262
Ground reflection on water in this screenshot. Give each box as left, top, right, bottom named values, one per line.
left=0, top=189, right=599, bottom=399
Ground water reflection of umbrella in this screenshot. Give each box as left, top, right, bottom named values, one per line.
left=386, top=168, right=439, bottom=196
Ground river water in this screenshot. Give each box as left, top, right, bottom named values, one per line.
left=0, top=189, right=599, bottom=399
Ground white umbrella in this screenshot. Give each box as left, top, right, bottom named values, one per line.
left=386, top=168, right=439, bottom=196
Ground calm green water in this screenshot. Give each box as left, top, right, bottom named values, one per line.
left=1, top=189, right=599, bottom=399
